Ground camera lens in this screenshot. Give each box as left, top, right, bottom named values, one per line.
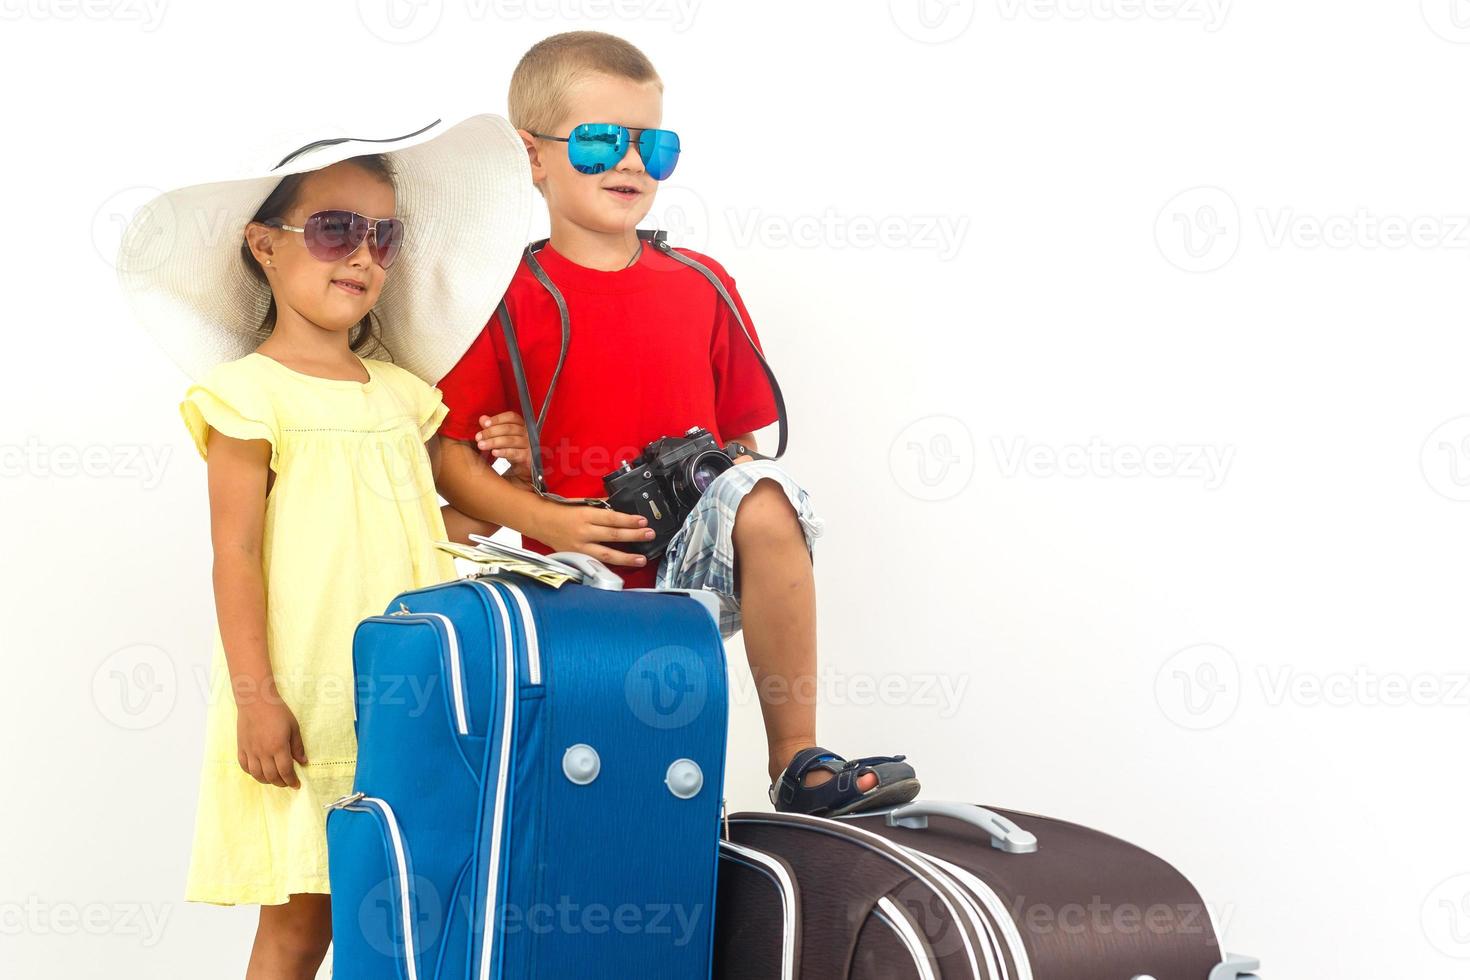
left=676, top=450, right=732, bottom=506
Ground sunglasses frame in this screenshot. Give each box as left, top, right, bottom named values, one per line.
left=264, top=210, right=405, bottom=270
left=530, top=123, right=681, bottom=181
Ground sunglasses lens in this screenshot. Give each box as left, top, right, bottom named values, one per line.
left=638, top=129, right=681, bottom=181
left=303, top=210, right=367, bottom=261
left=567, top=123, right=627, bottom=175
left=371, top=219, right=404, bottom=269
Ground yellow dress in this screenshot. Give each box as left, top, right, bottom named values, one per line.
left=179, top=351, right=457, bottom=906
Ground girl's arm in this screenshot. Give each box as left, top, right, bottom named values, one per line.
left=429, top=432, right=505, bottom=541
left=205, top=428, right=306, bottom=790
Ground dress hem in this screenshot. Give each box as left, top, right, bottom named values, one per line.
left=185, top=873, right=333, bottom=908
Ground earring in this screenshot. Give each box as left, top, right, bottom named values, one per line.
left=265, top=259, right=272, bottom=266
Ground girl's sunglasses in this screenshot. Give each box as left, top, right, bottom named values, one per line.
left=531, top=123, right=681, bottom=181
left=263, top=210, right=405, bottom=269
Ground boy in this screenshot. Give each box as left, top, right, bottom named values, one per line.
left=436, top=31, right=919, bottom=816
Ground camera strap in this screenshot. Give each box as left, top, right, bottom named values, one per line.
left=494, top=228, right=788, bottom=503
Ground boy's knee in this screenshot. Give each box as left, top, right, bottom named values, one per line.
left=732, top=478, right=800, bottom=548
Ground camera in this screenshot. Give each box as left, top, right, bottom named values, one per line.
left=603, top=426, right=753, bottom=559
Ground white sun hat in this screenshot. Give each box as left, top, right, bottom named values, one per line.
left=117, top=114, right=533, bottom=383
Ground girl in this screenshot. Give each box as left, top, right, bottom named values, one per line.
left=118, top=116, right=533, bottom=979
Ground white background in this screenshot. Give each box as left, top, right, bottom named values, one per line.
left=4, top=1, right=1469, bottom=976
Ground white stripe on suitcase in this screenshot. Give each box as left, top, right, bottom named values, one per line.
left=897, top=846, right=1003, bottom=980
left=473, top=581, right=518, bottom=980
left=419, top=613, right=468, bottom=735
left=904, top=848, right=1008, bottom=980
left=497, top=581, right=542, bottom=684
left=915, top=851, right=1034, bottom=980
left=718, top=840, right=799, bottom=980
left=874, top=895, right=938, bottom=980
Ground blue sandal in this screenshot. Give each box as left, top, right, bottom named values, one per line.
left=769, top=746, right=921, bottom=817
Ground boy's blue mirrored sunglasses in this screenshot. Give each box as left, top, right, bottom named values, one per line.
left=531, top=123, right=681, bottom=181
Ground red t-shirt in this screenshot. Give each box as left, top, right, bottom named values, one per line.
left=437, top=239, right=779, bottom=588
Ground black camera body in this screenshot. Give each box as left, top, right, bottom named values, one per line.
left=603, top=426, right=752, bottom=559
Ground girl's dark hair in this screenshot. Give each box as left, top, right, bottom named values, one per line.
left=240, top=153, right=396, bottom=360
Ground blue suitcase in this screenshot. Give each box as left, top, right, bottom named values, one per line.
left=326, top=558, right=729, bottom=979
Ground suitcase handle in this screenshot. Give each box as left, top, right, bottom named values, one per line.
left=882, top=802, right=1039, bottom=855
left=1207, top=953, right=1261, bottom=980
left=545, top=552, right=624, bottom=590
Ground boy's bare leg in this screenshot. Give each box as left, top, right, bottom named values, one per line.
left=733, top=479, right=878, bottom=793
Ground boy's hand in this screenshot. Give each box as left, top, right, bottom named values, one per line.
left=476, top=412, right=534, bottom=488
left=236, top=699, right=307, bottom=789
left=532, top=501, right=656, bottom=569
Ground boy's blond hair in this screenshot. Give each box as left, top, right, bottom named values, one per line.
left=508, top=31, right=663, bottom=136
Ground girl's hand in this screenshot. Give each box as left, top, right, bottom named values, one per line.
left=236, top=699, right=308, bottom=789
left=532, top=500, right=655, bottom=569
left=476, top=413, right=534, bottom=488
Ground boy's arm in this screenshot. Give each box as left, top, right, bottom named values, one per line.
left=438, top=437, right=552, bottom=537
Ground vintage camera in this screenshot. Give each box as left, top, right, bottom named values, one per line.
left=603, top=426, right=754, bottom=559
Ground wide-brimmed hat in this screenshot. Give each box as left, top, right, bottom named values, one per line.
left=117, top=114, right=532, bottom=383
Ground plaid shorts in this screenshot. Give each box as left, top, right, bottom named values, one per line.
left=655, top=460, right=824, bottom=638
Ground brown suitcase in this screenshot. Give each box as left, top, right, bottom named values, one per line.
left=717, top=810, right=989, bottom=978
left=714, top=801, right=1262, bottom=980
